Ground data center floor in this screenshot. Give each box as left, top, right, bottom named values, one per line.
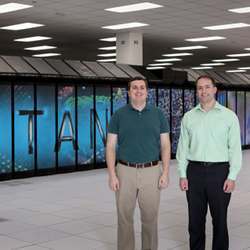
left=0, top=151, right=250, bottom=250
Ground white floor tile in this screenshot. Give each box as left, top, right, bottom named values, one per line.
left=39, top=236, right=107, bottom=250
left=48, top=220, right=106, bottom=235
left=48, top=207, right=99, bottom=220
left=14, top=245, right=51, bottom=250
left=9, top=228, right=71, bottom=244
left=0, top=220, right=37, bottom=234
left=79, top=226, right=116, bottom=244
left=158, top=226, right=188, bottom=242
left=83, top=213, right=117, bottom=227
left=231, top=224, right=250, bottom=239
left=0, top=235, right=29, bottom=250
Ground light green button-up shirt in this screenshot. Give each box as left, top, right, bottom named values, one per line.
left=176, top=101, right=242, bottom=180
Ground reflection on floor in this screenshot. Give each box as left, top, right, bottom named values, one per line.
left=0, top=150, right=250, bottom=250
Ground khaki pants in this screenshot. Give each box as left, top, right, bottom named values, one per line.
left=116, top=163, right=161, bottom=250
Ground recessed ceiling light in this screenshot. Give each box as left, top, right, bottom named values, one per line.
left=102, top=22, right=149, bottom=30
left=98, top=53, right=116, bottom=57
left=244, top=48, right=250, bottom=50
left=146, top=66, right=165, bottom=70
left=148, top=63, right=173, bottom=66
left=1, top=22, right=44, bottom=31
left=212, top=58, right=240, bottom=62
left=227, top=53, right=250, bottom=57
left=226, top=69, right=246, bottom=73
left=228, top=7, right=250, bottom=13
left=98, top=46, right=116, bottom=51
left=201, top=63, right=225, bottom=66
left=203, top=23, right=250, bottom=30
left=173, top=45, right=207, bottom=50
left=0, top=3, right=32, bottom=13
left=155, top=58, right=182, bottom=62
left=105, top=2, right=163, bottom=13
left=97, top=58, right=116, bottom=62
left=191, top=66, right=213, bottom=70
left=162, top=53, right=193, bottom=57
left=238, top=67, right=250, bottom=70
left=14, top=36, right=52, bottom=42
left=185, top=36, right=226, bottom=42
left=33, top=53, right=61, bottom=58
left=99, top=37, right=116, bottom=42
left=24, top=45, right=57, bottom=51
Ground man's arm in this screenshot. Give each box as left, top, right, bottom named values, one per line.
left=176, top=116, right=190, bottom=191
left=224, top=113, right=242, bottom=193
left=158, top=133, right=171, bottom=189
left=106, top=133, right=119, bottom=191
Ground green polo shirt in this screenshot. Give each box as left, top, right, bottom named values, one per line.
left=108, top=103, right=169, bottom=163
left=176, top=101, right=242, bottom=180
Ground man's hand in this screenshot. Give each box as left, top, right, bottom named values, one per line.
left=223, top=179, right=235, bottom=193
left=159, top=173, right=169, bottom=189
left=109, top=174, right=120, bottom=191
left=179, top=178, right=188, bottom=191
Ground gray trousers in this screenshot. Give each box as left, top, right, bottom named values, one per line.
left=115, top=163, right=161, bottom=250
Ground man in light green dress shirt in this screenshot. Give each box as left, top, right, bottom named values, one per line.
left=176, top=75, right=242, bottom=250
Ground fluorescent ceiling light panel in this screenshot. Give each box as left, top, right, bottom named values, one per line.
left=203, top=23, right=250, bottom=30
left=227, top=53, right=250, bottom=57
left=226, top=69, right=246, bottom=73
left=102, top=22, right=149, bottom=30
left=24, top=45, right=57, bottom=51
left=98, top=53, right=116, bottom=57
left=191, top=66, right=213, bottom=70
left=1, top=22, right=44, bottom=31
left=201, top=63, right=225, bottom=66
left=146, top=66, right=165, bottom=70
left=33, top=53, right=61, bottom=57
left=228, top=7, right=250, bottom=13
left=155, top=58, right=182, bottom=62
left=185, top=36, right=226, bottom=42
left=148, top=63, right=173, bottom=66
left=97, top=58, right=116, bottom=62
left=99, top=37, right=116, bottom=42
left=162, top=53, right=193, bottom=57
left=14, top=36, right=52, bottom=42
left=212, top=58, right=239, bottom=62
left=173, top=45, right=207, bottom=50
left=244, top=48, right=250, bottom=50
left=0, top=3, right=32, bottom=13
left=238, top=67, right=250, bottom=70
left=105, top=2, right=163, bottom=13
left=98, top=46, right=116, bottom=50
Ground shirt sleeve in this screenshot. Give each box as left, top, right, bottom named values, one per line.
left=159, top=109, right=170, bottom=133
left=108, top=112, right=119, bottom=134
left=176, top=114, right=190, bottom=178
left=227, top=113, right=242, bottom=180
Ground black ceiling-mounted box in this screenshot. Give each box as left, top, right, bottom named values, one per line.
left=163, top=69, right=188, bottom=85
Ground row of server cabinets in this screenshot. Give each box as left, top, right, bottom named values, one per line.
left=0, top=77, right=250, bottom=180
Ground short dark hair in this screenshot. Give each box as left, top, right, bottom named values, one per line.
left=128, top=76, right=148, bottom=90
left=196, top=75, right=216, bottom=87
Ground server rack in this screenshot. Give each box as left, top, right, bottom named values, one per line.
left=0, top=64, right=250, bottom=180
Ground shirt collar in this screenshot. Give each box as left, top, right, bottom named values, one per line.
left=195, top=101, right=223, bottom=112
left=128, top=103, right=151, bottom=111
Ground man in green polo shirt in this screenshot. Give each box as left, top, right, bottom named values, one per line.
left=176, top=75, right=242, bottom=250
left=106, top=77, right=171, bottom=250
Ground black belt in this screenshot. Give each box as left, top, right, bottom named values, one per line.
left=118, top=160, right=159, bottom=168
left=189, top=161, right=229, bottom=166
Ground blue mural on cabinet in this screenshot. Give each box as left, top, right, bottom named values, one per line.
left=0, top=82, right=249, bottom=178
left=14, top=85, right=34, bottom=172
left=37, top=85, right=56, bottom=170
left=0, top=85, right=11, bottom=174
